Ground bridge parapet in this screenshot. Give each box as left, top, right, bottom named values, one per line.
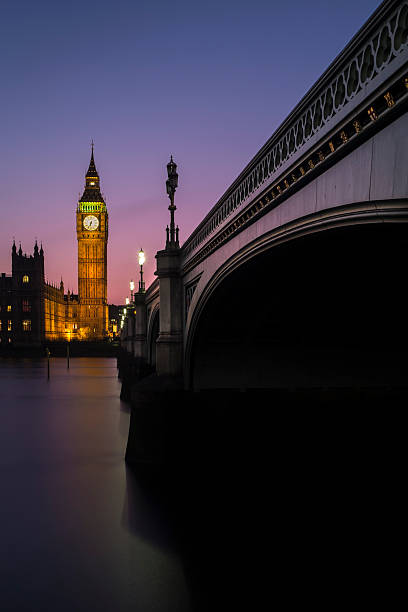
left=181, top=0, right=408, bottom=269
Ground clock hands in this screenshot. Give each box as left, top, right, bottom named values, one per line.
left=83, top=215, right=99, bottom=231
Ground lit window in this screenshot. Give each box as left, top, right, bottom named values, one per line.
left=22, top=275, right=29, bottom=284
left=23, top=320, right=31, bottom=332
left=0, top=321, right=2, bottom=331
left=8, top=320, right=12, bottom=331
left=7, top=305, right=11, bottom=312
left=22, top=300, right=31, bottom=312
left=73, top=323, right=78, bottom=330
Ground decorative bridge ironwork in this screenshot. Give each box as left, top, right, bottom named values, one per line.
left=181, top=0, right=408, bottom=270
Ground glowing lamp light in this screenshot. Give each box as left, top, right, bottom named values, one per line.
left=129, top=280, right=135, bottom=292
left=138, top=248, right=146, bottom=292
left=123, top=308, right=127, bottom=315
left=125, top=297, right=130, bottom=305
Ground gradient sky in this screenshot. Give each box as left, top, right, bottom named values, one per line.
left=0, top=0, right=380, bottom=304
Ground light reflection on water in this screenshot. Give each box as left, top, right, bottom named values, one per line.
left=0, top=357, right=191, bottom=612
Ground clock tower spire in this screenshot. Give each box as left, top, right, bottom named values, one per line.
left=76, top=144, right=109, bottom=339
left=80, top=142, right=105, bottom=205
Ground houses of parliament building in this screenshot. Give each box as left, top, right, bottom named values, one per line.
left=0, top=148, right=109, bottom=346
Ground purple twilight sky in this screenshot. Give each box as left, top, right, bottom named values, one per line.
left=0, top=0, right=380, bottom=304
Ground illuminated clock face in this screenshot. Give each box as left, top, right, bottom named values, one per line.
left=83, top=215, right=99, bottom=231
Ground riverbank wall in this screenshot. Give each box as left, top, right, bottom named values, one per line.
left=0, top=340, right=119, bottom=358
left=120, top=353, right=407, bottom=470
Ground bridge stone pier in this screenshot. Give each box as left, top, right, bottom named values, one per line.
left=155, top=246, right=183, bottom=376
left=121, top=0, right=408, bottom=405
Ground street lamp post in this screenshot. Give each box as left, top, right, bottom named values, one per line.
left=129, top=280, right=135, bottom=304
left=138, top=248, right=145, bottom=292
left=155, top=156, right=183, bottom=376
left=166, top=156, right=179, bottom=248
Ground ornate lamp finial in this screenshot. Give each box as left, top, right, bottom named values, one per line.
left=165, top=155, right=179, bottom=248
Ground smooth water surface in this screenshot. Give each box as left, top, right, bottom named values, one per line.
left=0, top=358, right=191, bottom=612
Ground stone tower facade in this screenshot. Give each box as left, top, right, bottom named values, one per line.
left=76, top=146, right=108, bottom=338
left=1, top=242, right=66, bottom=347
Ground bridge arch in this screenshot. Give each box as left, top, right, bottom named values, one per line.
left=185, top=200, right=408, bottom=391
left=147, top=305, right=160, bottom=368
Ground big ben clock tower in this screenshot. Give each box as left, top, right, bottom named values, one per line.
left=76, top=145, right=108, bottom=338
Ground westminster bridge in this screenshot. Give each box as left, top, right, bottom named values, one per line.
left=121, top=0, right=408, bottom=393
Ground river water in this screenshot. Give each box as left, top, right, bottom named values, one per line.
left=0, top=358, right=191, bottom=612
left=1, top=357, right=386, bottom=611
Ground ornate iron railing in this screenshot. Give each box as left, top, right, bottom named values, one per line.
left=181, top=0, right=408, bottom=263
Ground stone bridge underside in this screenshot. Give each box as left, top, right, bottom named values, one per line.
left=188, top=222, right=407, bottom=390
left=124, top=0, right=408, bottom=391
